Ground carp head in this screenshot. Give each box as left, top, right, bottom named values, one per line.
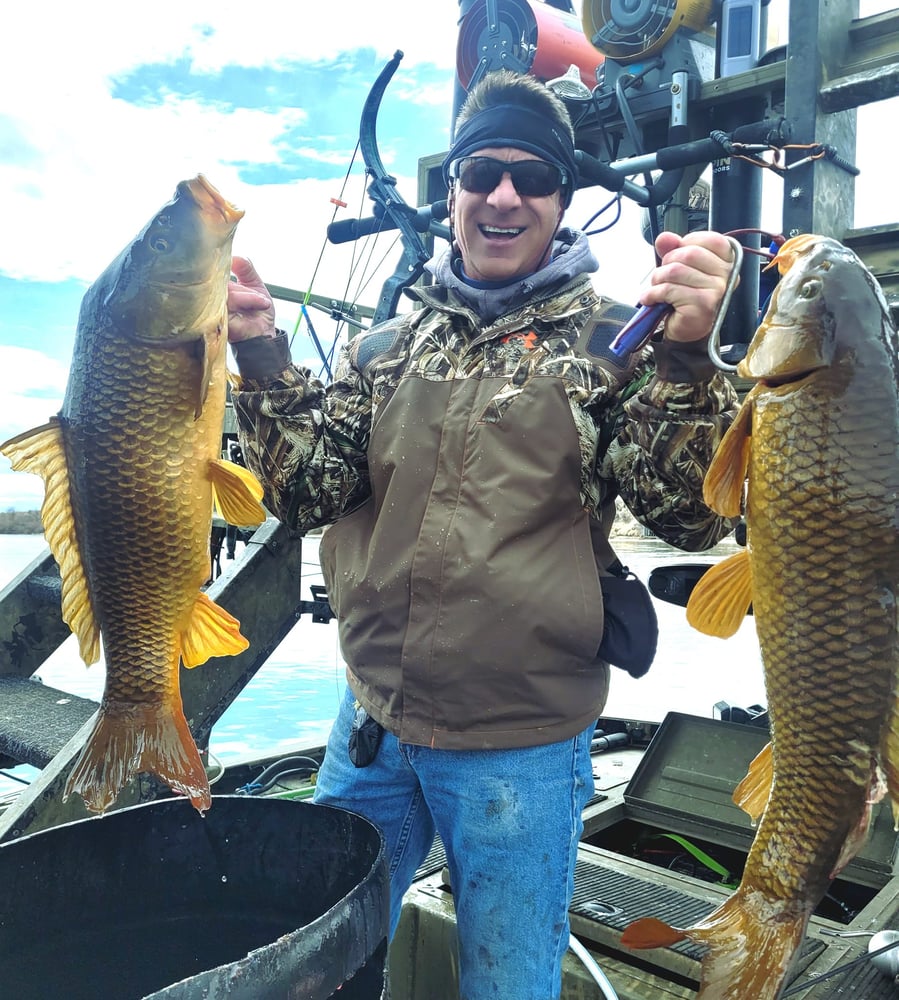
left=85, top=174, right=244, bottom=349
left=739, top=234, right=895, bottom=387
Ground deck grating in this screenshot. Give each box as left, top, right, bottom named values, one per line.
left=570, top=857, right=711, bottom=961
left=805, top=954, right=898, bottom=998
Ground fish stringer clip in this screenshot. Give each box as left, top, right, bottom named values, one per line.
left=609, top=234, right=744, bottom=373
left=706, top=235, right=744, bottom=373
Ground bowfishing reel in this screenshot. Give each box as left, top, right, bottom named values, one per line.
left=581, top=0, right=717, bottom=131
left=454, top=0, right=718, bottom=160
left=456, top=0, right=604, bottom=96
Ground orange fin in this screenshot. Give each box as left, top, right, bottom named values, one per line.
left=64, top=699, right=211, bottom=814
left=880, top=693, right=899, bottom=829
left=181, top=591, right=249, bottom=668
left=0, top=421, right=101, bottom=664
left=831, top=794, right=878, bottom=878
left=703, top=386, right=757, bottom=517
left=210, top=458, right=266, bottom=527
left=686, top=549, right=753, bottom=638
left=628, top=891, right=810, bottom=1000
left=688, top=892, right=809, bottom=1000
left=621, top=917, right=686, bottom=949
left=189, top=334, right=211, bottom=420
left=733, top=741, right=773, bottom=824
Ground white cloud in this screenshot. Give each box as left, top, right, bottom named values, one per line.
left=2, top=97, right=339, bottom=283
left=0, top=350, right=67, bottom=436
left=0, top=470, right=46, bottom=512
left=1, top=0, right=461, bottom=288
left=0, top=347, right=68, bottom=509
left=6, top=2, right=460, bottom=82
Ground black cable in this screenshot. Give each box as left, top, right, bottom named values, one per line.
left=235, top=755, right=321, bottom=795
left=781, top=938, right=899, bottom=997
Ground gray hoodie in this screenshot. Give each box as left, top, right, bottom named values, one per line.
left=426, top=227, right=599, bottom=323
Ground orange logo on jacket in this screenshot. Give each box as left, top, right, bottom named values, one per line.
left=501, top=331, right=539, bottom=349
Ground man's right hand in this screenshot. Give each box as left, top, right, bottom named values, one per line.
left=228, top=256, right=277, bottom=342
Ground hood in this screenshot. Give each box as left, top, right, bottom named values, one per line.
left=422, top=227, right=598, bottom=324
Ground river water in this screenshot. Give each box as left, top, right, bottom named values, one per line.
left=0, top=531, right=766, bottom=797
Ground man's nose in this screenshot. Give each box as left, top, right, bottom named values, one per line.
left=486, top=172, right=521, bottom=207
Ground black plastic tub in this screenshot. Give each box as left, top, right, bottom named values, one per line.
left=0, top=796, right=388, bottom=999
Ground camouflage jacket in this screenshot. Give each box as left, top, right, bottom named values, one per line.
left=232, top=272, right=738, bottom=749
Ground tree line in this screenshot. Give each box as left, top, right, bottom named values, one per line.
left=0, top=510, right=42, bottom=534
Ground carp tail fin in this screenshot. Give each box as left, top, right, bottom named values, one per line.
left=623, top=890, right=809, bottom=1000
left=64, top=697, right=211, bottom=814
left=621, top=917, right=686, bottom=949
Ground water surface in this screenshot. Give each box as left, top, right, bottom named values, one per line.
left=0, top=532, right=765, bottom=798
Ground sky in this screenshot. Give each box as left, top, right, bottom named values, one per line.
left=1, top=0, right=895, bottom=510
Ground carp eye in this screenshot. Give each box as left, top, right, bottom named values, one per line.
left=798, top=277, right=822, bottom=300
left=150, top=236, right=171, bottom=253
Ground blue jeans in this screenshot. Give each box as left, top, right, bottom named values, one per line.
left=313, top=686, right=596, bottom=1000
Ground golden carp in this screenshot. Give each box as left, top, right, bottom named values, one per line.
left=0, top=175, right=266, bottom=814
left=621, top=234, right=899, bottom=999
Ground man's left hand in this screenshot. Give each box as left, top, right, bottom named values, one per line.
left=640, top=231, right=737, bottom=344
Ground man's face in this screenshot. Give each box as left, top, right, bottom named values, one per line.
left=452, top=147, right=564, bottom=283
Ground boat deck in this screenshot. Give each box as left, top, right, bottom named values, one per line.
left=213, top=726, right=899, bottom=999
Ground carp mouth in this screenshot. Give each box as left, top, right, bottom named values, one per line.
left=757, top=369, right=817, bottom=389
left=738, top=335, right=829, bottom=388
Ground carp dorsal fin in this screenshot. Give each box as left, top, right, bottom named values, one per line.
left=180, top=591, right=249, bottom=668
left=0, top=420, right=101, bottom=665
left=703, top=385, right=759, bottom=517
left=733, top=741, right=773, bottom=824
left=686, top=548, right=753, bottom=638
left=209, top=458, right=267, bottom=526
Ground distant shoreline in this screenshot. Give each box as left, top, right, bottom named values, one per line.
left=0, top=511, right=42, bottom=534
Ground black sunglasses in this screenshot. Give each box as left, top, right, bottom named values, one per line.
left=449, top=156, right=567, bottom=198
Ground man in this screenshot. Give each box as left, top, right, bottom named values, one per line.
left=228, top=70, right=738, bottom=1000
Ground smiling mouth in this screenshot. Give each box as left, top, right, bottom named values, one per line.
left=480, top=224, right=524, bottom=240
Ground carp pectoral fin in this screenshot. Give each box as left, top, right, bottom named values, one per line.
left=703, top=389, right=756, bottom=517
left=880, top=694, right=899, bottom=829
left=686, top=549, right=753, bottom=638
left=181, top=591, right=250, bottom=668
left=64, top=699, right=211, bottom=814
left=210, top=458, right=266, bottom=527
left=0, top=420, right=101, bottom=664
left=733, top=741, right=773, bottom=824
left=189, top=335, right=211, bottom=420
left=831, top=794, right=879, bottom=878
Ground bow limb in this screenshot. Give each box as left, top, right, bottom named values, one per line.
left=359, top=50, right=432, bottom=324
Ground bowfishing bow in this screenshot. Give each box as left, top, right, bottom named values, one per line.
left=328, top=50, right=450, bottom=326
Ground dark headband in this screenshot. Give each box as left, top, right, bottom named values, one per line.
left=442, top=103, right=579, bottom=206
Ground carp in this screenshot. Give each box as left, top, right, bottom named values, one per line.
left=1, top=175, right=266, bottom=814
left=621, top=234, right=899, bottom=999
